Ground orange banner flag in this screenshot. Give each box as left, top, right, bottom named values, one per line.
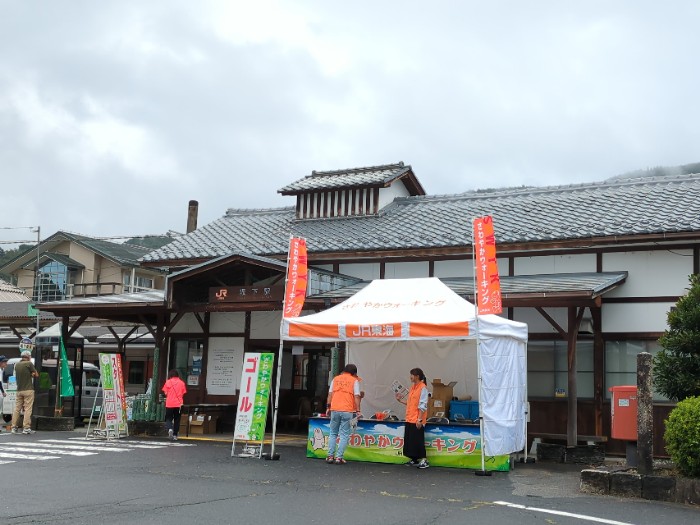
left=473, top=216, right=502, bottom=315
left=283, top=237, right=308, bottom=318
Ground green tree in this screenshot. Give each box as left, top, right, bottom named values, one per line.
left=654, top=274, right=700, bottom=401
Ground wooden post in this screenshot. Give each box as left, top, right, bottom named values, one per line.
left=636, top=352, right=654, bottom=475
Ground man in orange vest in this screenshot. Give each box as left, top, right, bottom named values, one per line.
left=325, top=363, right=361, bottom=465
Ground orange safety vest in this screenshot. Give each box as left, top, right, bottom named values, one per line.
left=405, top=382, right=427, bottom=424
left=330, top=372, right=358, bottom=412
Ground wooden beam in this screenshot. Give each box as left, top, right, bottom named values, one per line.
left=536, top=307, right=567, bottom=338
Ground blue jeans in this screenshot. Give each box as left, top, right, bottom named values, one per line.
left=327, top=411, right=354, bottom=459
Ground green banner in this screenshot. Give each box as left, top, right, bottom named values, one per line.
left=234, top=353, right=274, bottom=441
left=306, top=417, right=510, bottom=471
left=59, top=337, right=74, bottom=397
left=27, top=303, right=38, bottom=317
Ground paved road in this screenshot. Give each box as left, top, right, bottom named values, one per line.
left=0, top=431, right=697, bottom=525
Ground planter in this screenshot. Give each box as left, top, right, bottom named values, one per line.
left=31, top=415, right=75, bottom=431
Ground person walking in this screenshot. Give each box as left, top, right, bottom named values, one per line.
left=162, top=370, right=187, bottom=441
left=0, top=355, right=7, bottom=432
left=395, top=367, right=430, bottom=469
left=325, top=363, right=361, bottom=465
left=11, top=350, right=39, bottom=435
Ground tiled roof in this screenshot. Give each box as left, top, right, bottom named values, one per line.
left=0, top=279, right=29, bottom=302
left=277, top=162, right=415, bottom=193
left=143, top=172, right=700, bottom=263
left=61, top=232, right=154, bottom=266
left=308, top=272, right=628, bottom=301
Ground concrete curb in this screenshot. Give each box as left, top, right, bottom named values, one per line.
left=580, top=468, right=700, bottom=505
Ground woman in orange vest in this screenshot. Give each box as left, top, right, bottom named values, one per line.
left=395, top=367, right=429, bottom=469
left=325, top=363, right=361, bottom=465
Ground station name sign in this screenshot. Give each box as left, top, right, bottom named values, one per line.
left=209, top=285, right=285, bottom=303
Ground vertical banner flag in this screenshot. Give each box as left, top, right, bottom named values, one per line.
left=99, top=353, right=128, bottom=433
left=234, top=353, right=274, bottom=441
left=473, top=216, right=503, bottom=315
left=59, top=336, right=75, bottom=397
left=283, top=237, right=308, bottom=318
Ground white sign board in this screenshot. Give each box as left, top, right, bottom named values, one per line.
left=206, top=348, right=237, bottom=395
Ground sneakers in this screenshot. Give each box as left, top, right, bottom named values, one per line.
left=405, top=459, right=418, bottom=466
left=417, top=459, right=430, bottom=469
left=168, top=428, right=174, bottom=440
left=22, top=428, right=36, bottom=435
left=172, top=435, right=178, bottom=441
left=334, top=458, right=347, bottom=465
left=325, top=456, right=335, bottom=464
left=11, top=427, right=20, bottom=434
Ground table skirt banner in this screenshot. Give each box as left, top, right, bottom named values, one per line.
left=306, top=417, right=509, bottom=471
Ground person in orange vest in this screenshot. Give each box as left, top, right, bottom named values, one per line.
left=325, top=363, right=361, bottom=465
left=395, top=367, right=429, bottom=469
left=162, top=370, right=187, bottom=441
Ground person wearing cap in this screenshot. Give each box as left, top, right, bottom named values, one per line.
left=11, top=350, right=39, bottom=435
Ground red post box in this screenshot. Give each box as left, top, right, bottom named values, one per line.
left=609, top=385, right=638, bottom=441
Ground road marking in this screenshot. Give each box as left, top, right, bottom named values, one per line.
left=71, top=437, right=195, bottom=447
left=43, top=439, right=164, bottom=449
left=493, top=501, right=635, bottom=525
left=16, top=442, right=130, bottom=452
left=0, top=452, right=59, bottom=460
left=0, top=460, right=16, bottom=464
left=0, top=445, right=97, bottom=456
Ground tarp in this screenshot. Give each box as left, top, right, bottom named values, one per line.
left=281, top=277, right=529, bottom=457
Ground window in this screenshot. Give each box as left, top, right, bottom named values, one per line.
left=605, top=340, right=667, bottom=401
left=527, top=340, right=594, bottom=398
left=128, top=361, right=145, bottom=385
left=292, top=354, right=309, bottom=390
left=171, top=339, right=203, bottom=385
left=123, top=273, right=155, bottom=292
left=34, top=260, right=72, bottom=301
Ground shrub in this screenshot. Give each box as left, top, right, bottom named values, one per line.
left=664, top=396, right=700, bottom=477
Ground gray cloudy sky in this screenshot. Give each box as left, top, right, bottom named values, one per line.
left=1, top=1, right=699, bottom=246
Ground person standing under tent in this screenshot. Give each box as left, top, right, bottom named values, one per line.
left=11, top=350, right=39, bottom=435
left=162, top=370, right=187, bottom=441
left=325, top=363, right=361, bottom=465
left=395, top=367, right=430, bottom=469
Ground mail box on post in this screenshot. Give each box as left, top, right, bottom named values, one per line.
left=610, top=385, right=638, bottom=441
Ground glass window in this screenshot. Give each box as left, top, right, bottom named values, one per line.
left=85, top=370, right=101, bottom=387
left=34, top=260, right=70, bottom=301
left=527, top=340, right=594, bottom=398
left=171, top=339, right=203, bottom=385
left=128, top=361, right=145, bottom=385
left=292, top=354, right=309, bottom=390
left=605, top=340, right=667, bottom=401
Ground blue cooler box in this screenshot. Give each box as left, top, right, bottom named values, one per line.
left=449, top=400, right=479, bottom=421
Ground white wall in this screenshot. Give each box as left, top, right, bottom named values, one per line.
left=384, top=261, right=429, bottom=278
left=210, top=312, right=245, bottom=333
left=434, top=259, right=472, bottom=278
left=602, top=302, right=674, bottom=332
left=250, top=311, right=284, bottom=339
left=514, top=254, right=596, bottom=275
left=377, top=183, right=410, bottom=210
left=603, top=250, right=693, bottom=297
left=172, top=313, right=205, bottom=333
left=338, top=263, right=380, bottom=280
left=512, top=307, right=569, bottom=333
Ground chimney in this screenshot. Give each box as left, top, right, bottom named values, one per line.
left=187, top=200, right=199, bottom=233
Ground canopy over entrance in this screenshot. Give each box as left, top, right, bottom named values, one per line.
left=281, top=277, right=529, bottom=458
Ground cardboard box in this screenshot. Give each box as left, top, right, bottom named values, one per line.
left=188, top=414, right=219, bottom=434
left=428, top=380, right=457, bottom=418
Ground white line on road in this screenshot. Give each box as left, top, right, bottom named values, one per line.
left=493, top=501, right=636, bottom=525
left=0, top=445, right=97, bottom=456
left=42, top=439, right=159, bottom=450
left=12, top=442, right=130, bottom=452
left=0, top=460, right=16, bottom=464
left=0, top=452, right=59, bottom=460
left=71, top=437, right=195, bottom=447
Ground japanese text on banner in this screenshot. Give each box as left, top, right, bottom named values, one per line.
left=473, top=216, right=502, bottom=315
left=283, top=237, right=308, bottom=318
left=234, top=353, right=274, bottom=441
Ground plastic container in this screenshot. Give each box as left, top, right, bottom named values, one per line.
left=449, top=400, right=479, bottom=421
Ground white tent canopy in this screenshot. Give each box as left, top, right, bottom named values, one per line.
left=36, top=321, right=84, bottom=340
left=281, top=277, right=529, bottom=457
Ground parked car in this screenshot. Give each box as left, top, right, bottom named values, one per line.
left=1, top=358, right=103, bottom=422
